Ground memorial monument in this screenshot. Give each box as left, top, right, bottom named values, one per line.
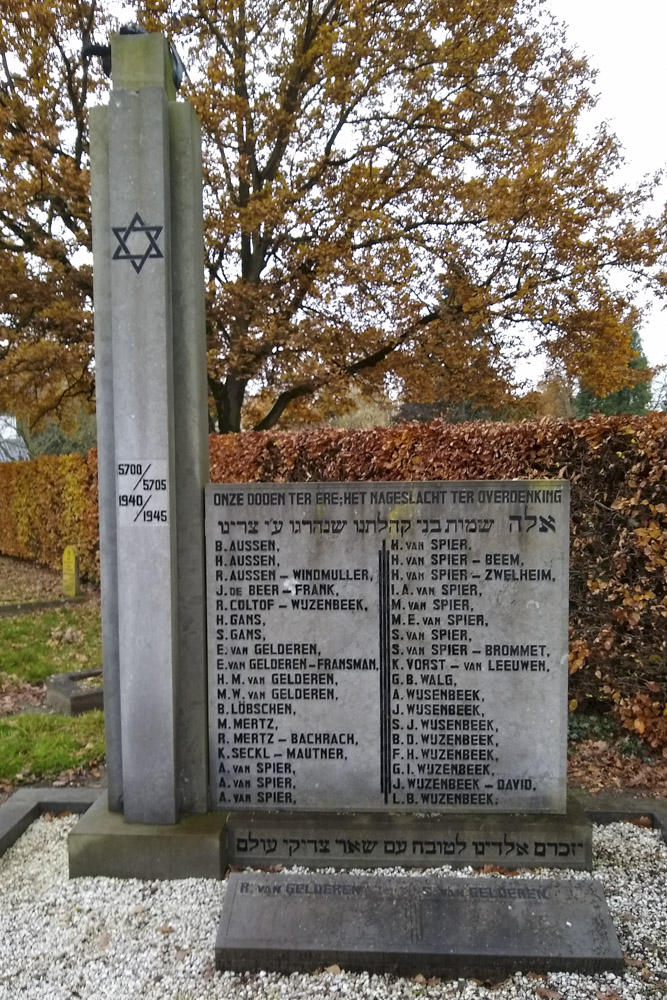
left=70, top=28, right=584, bottom=876
left=68, top=28, right=622, bottom=979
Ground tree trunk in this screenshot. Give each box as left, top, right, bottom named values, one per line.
left=209, top=374, right=248, bottom=433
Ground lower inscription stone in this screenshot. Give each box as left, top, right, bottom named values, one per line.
left=215, top=872, right=623, bottom=978
left=226, top=802, right=592, bottom=870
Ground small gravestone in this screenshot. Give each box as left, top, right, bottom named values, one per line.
left=62, top=545, right=81, bottom=598
left=46, top=669, right=103, bottom=715
left=216, top=872, right=623, bottom=978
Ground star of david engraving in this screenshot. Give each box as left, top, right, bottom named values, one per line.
left=112, top=212, right=164, bottom=273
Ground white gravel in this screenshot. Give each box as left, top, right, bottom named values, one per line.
left=0, top=816, right=665, bottom=1000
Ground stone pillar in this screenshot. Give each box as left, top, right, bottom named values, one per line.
left=169, top=102, right=210, bottom=815
left=89, top=103, right=123, bottom=813
left=90, top=33, right=209, bottom=824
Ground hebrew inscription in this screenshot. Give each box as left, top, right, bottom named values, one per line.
left=205, top=481, right=569, bottom=813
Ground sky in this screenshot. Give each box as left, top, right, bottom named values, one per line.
left=546, top=0, right=667, bottom=374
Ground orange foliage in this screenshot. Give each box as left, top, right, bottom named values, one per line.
left=0, top=1, right=108, bottom=428
left=1, top=2, right=667, bottom=434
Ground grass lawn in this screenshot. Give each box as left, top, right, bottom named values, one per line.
left=0, top=601, right=102, bottom=683
left=0, top=711, right=105, bottom=783
left=0, top=593, right=105, bottom=786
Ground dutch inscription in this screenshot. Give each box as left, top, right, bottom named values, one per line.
left=205, top=481, right=569, bottom=812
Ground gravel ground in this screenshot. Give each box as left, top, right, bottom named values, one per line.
left=0, top=816, right=665, bottom=1000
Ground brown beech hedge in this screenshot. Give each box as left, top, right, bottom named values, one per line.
left=0, top=415, right=665, bottom=749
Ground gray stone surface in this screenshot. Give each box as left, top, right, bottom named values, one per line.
left=572, top=790, right=667, bottom=840
left=0, top=788, right=98, bottom=858
left=206, top=481, right=569, bottom=813
left=169, top=100, right=210, bottom=816
left=89, top=32, right=210, bottom=827
left=215, top=871, right=623, bottom=977
left=67, top=794, right=227, bottom=880
left=111, top=31, right=176, bottom=100
left=226, top=800, right=592, bottom=870
left=109, top=80, right=178, bottom=825
left=45, top=670, right=104, bottom=715
left=89, top=102, right=123, bottom=812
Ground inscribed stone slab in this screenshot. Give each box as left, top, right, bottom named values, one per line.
left=226, top=803, right=592, bottom=870
left=215, top=872, right=622, bottom=977
left=206, top=481, right=569, bottom=813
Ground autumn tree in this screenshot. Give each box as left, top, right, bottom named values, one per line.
left=522, top=372, right=575, bottom=418
left=0, top=1, right=112, bottom=428
left=1, top=0, right=667, bottom=433
left=574, top=330, right=653, bottom=417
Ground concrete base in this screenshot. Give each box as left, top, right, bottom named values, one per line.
left=571, top=789, right=667, bottom=840
left=0, top=597, right=87, bottom=619
left=67, top=794, right=227, bottom=879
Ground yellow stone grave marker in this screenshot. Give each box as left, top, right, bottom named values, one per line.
left=62, top=545, right=81, bottom=598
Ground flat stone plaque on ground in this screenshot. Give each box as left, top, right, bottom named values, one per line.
left=206, top=481, right=569, bottom=813
left=215, top=872, right=623, bottom=977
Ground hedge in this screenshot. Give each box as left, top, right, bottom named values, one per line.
left=0, top=448, right=99, bottom=581
left=0, top=415, right=665, bottom=748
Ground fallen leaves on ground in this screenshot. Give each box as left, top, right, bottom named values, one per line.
left=568, top=739, right=667, bottom=798
left=47, top=626, right=83, bottom=646
left=478, top=864, right=521, bottom=876
left=0, top=556, right=66, bottom=604
left=0, top=675, right=46, bottom=715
